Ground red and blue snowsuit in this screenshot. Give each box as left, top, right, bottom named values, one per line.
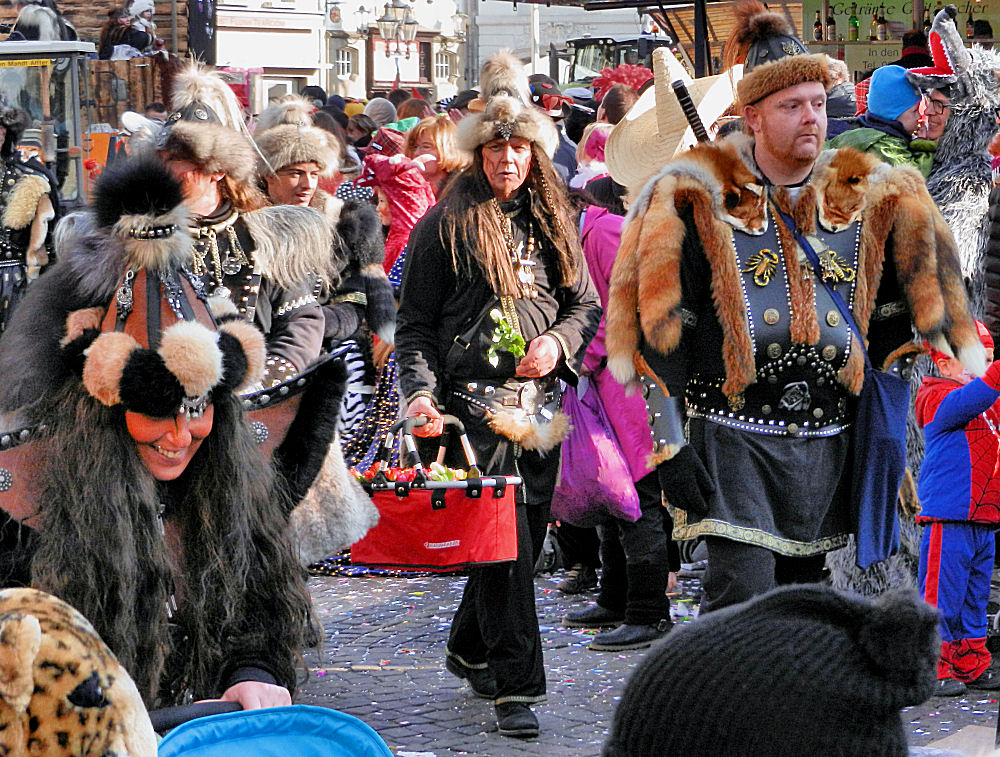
left=916, top=361, right=1000, bottom=682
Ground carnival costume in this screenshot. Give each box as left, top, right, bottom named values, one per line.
left=0, top=106, right=58, bottom=335
left=606, top=52, right=983, bottom=612
left=395, top=51, right=601, bottom=733
left=157, top=64, right=332, bottom=389
left=0, top=158, right=327, bottom=707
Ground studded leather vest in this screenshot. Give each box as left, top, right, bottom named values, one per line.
left=686, top=203, right=860, bottom=438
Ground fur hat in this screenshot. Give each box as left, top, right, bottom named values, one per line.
left=254, top=123, right=339, bottom=177
left=457, top=51, right=558, bottom=157
left=159, top=62, right=259, bottom=181
left=62, top=159, right=265, bottom=418
left=737, top=53, right=831, bottom=107
left=159, top=120, right=257, bottom=185
left=129, top=0, right=154, bottom=16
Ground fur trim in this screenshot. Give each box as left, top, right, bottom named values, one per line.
left=111, top=207, right=192, bottom=274
left=255, top=96, right=315, bottom=133
left=476, top=50, right=532, bottom=106
left=334, top=199, right=384, bottom=270
left=206, top=295, right=239, bottom=320
left=487, top=408, right=569, bottom=452
left=158, top=321, right=223, bottom=398
left=457, top=92, right=559, bottom=158
left=723, top=0, right=796, bottom=68
left=159, top=121, right=257, bottom=185
left=737, top=53, right=831, bottom=106
left=255, top=123, right=339, bottom=177
left=242, top=204, right=335, bottom=288
left=2, top=173, right=49, bottom=230
left=289, top=431, right=379, bottom=564
left=82, top=331, right=140, bottom=406
left=61, top=307, right=104, bottom=347
left=218, top=319, right=266, bottom=390
left=14, top=4, right=60, bottom=40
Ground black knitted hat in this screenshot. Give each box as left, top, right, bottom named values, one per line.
left=604, top=585, right=938, bottom=757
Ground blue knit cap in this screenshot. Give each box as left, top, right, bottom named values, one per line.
left=867, top=65, right=921, bottom=121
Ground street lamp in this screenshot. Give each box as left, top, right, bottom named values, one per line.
left=376, top=0, right=419, bottom=58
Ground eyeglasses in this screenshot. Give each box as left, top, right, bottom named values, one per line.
left=923, top=97, right=951, bottom=115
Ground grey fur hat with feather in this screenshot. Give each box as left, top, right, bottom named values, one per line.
left=457, top=51, right=559, bottom=157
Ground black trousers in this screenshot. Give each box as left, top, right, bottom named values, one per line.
left=700, top=536, right=828, bottom=614
left=596, top=471, right=671, bottom=624
left=447, top=501, right=550, bottom=705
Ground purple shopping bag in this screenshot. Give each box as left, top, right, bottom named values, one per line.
left=551, top=378, right=641, bottom=527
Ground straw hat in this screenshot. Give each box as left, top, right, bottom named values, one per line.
left=605, top=48, right=739, bottom=194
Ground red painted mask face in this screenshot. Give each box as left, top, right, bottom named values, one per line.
left=125, top=405, right=214, bottom=481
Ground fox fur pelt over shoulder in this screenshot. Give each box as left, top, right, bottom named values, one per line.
left=605, top=135, right=982, bottom=396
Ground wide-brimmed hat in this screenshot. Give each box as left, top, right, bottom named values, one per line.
left=605, top=48, right=738, bottom=193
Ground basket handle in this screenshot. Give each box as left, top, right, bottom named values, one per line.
left=377, top=415, right=481, bottom=481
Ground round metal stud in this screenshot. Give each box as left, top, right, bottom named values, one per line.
left=821, top=345, right=837, bottom=361
left=251, top=421, right=269, bottom=445
left=763, top=308, right=780, bottom=325
left=786, top=423, right=800, bottom=436
left=826, top=310, right=840, bottom=327
left=0, top=468, right=11, bottom=492
left=767, top=343, right=782, bottom=359
left=813, top=408, right=824, bottom=419
left=762, top=404, right=772, bottom=415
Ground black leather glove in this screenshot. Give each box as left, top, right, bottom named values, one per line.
left=656, top=444, right=715, bottom=517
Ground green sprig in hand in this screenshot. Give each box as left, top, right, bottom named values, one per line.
left=487, top=308, right=526, bottom=367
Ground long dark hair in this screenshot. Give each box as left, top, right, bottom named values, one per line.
left=438, top=143, right=580, bottom=296
left=31, top=383, right=311, bottom=707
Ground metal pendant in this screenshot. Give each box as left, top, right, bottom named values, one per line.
left=213, top=285, right=232, bottom=300
left=222, top=256, right=243, bottom=276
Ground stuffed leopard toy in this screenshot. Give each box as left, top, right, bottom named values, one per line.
left=0, top=588, right=155, bottom=757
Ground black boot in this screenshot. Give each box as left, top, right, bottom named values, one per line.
left=589, top=619, right=672, bottom=651
left=562, top=603, right=624, bottom=628
left=445, top=656, right=497, bottom=699
left=495, top=702, right=539, bottom=738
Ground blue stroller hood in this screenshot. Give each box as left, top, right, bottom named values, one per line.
left=157, top=705, right=393, bottom=757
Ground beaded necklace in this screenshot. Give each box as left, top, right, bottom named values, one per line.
left=492, top=198, right=537, bottom=300
left=188, top=207, right=251, bottom=299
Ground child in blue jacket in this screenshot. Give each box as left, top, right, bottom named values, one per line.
left=917, top=322, right=1000, bottom=696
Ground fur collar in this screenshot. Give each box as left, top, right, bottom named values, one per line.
left=606, top=135, right=982, bottom=398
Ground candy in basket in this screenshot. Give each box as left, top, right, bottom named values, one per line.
left=350, top=415, right=521, bottom=572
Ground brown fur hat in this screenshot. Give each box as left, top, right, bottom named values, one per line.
left=458, top=51, right=559, bottom=157
left=737, top=54, right=831, bottom=107
left=254, top=123, right=340, bottom=177
left=159, top=120, right=257, bottom=185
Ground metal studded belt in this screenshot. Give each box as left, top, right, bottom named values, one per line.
left=451, top=378, right=561, bottom=419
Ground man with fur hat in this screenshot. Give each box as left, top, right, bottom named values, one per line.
left=606, top=29, right=983, bottom=611
left=395, top=51, right=601, bottom=738
left=156, top=63, right=330, bottom=389
left=253, top=97, right=394, bottom=354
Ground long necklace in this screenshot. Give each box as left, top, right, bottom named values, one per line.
left=492, top=199, right=538, bottom=299
left=188, top=208, right=251, bottom=299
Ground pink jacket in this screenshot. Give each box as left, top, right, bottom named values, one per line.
left=580, top=205, right=653, bottom=481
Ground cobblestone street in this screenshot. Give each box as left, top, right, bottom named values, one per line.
left=299, top=569, right=1000, bottom=756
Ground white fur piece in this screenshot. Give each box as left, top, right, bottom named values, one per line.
left=158, top=320, right=223, bottom=398
left=958, top=341, right=988, bottom=376
left=456, top=92, right=559, bottom=158
left=929, top=333, right=956, bottom=359
left=242, top=204, right=335, bottom=287
left=25, top=193, right=53, bottom=279
left=289, top=432, right=379, bottom=565
left=111, top=204, right=192, bottom=273
left=254, top=96, right=314, bottom=133
left=206, top=295, right=239, bottom=320
left=607, top=354, right=637, bottom=386
left=2, top=173, right=49, bottom=230
left=478, top=50, right=532, bottom=105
